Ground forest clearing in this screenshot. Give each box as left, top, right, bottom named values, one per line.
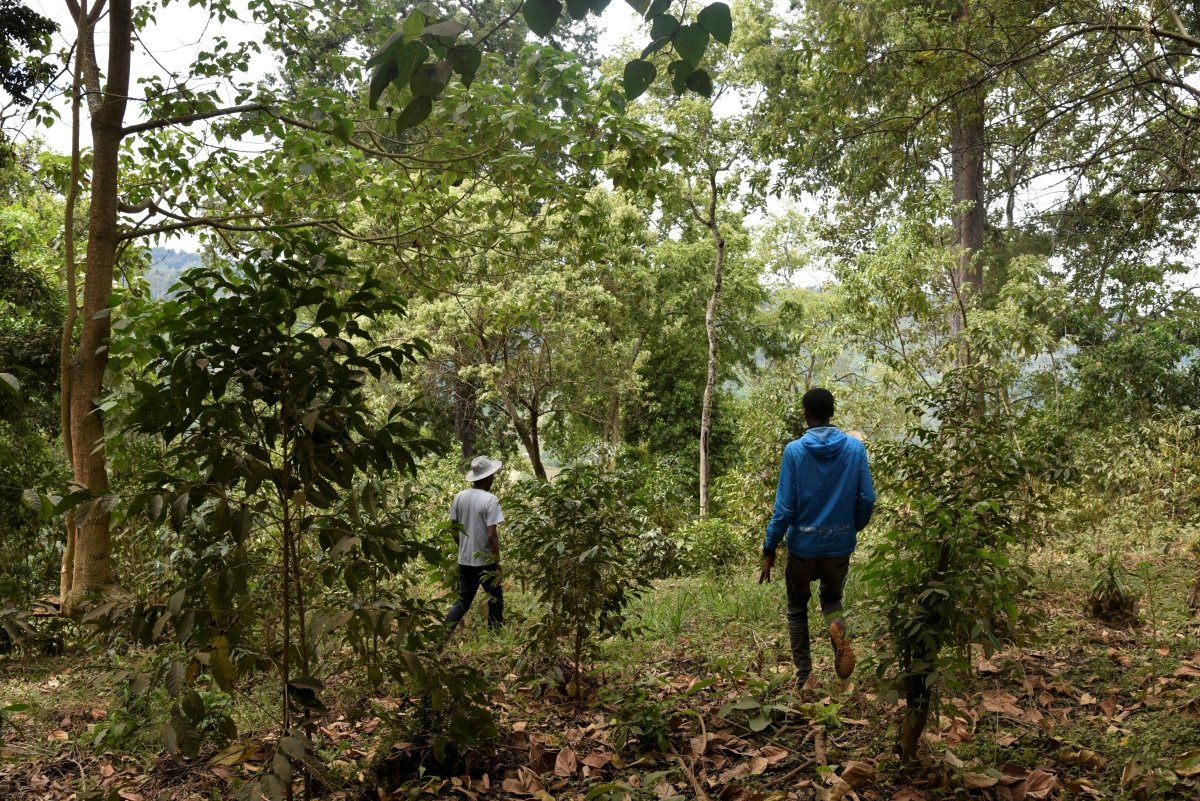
left=2, top=0, right=1200, bottom=799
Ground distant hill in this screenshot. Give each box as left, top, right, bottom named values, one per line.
left=146, top=247, right=201, bottom=299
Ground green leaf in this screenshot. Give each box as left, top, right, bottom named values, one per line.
left=422, top=20, right=467, bottom=38
left=566, top=0, right=590, bottom=20
left=696, top=2, right=732, bottom=45
left=650, top=13, right=678, bottom=39
left=748, top=712, right=772, bottom=732
left=368, top=62, right=398, bottom=110
left=450, top=45, right=482, bottom=87
left=0, top=372, right=18, bottom=394
left=588, top=0, right=612, bottom=12
left=523, top=0, right=562, bottom=37
left=686, top=67, right=713, bottom=97
left=395, top=95, right=434, bottom=133
left=644, top=0, right=671, bottom=18
left=366, top=30, right=405, bottom=68
left=623, top=0, right=649, bottom=13
left=166, top=660, right=186, bottom=697
left=278, top=735, right=307, bottom=760
left=409, top=59, right=451, bottom=97
left=641, top=36, right=671, bottom=60
left=673, top=24, right=709, bottom=65
left=402, top=9, right=427, bottom=38
left=391, top=40, right=430, bottom=91
left=669, top=59, right=691, bottom=94
left=623, top=59, right=656, bottom=101
left=211, top=634, right=236, bottom=692
left=181, top=689, right=205, bottom=723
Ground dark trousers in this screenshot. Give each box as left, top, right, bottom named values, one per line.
left=445, top=563, right=503, bottom=630
left=785, top=554, right=850, bottom=675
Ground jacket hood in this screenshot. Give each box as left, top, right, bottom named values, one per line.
left=800, top=426, right=848, bottom=459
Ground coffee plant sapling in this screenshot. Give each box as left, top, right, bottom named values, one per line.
left=104, top=238, right=485, bottom=798
left=858, top=365, right=1063, bottom=764
left=507, top=464, right=653, bottom=701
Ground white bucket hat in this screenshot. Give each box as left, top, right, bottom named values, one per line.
left=465, top=455, right=502, bottom=482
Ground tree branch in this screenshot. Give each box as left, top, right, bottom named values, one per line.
left=121, top=103, right=268, bottom=137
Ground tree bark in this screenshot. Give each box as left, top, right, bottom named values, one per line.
left=699, top=175, right=725, bottom=520
left=453, top=371, right=478, bottom=461
left=59, top=0, right=132, bottom=617
left=949, top=83, right=986, bottom=350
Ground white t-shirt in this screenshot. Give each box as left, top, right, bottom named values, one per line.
left=450, top=488, right=505, bottom=566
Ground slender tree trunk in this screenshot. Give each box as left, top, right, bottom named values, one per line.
left=949, top=83, right=985, bottom=351
left=58, top=0, right=85, bottom=608
left=453, top=372, right=477, bottom=460
left=60, top=0, right=132, bottom=617
left=699, top=175, right=725, bottom=520
left=497, top=388, right=548, bottom=482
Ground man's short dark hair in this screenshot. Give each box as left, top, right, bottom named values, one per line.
left=802, top=387, right=835, bottom=422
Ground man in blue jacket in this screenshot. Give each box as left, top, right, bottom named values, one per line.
left=760, top=388, right=875, bottom=686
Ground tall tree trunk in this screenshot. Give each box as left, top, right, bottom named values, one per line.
left=497, top=388, right=548, bottom=482
left=453, top=371, right=478, bottom=461
left=949, top=83, right=985, bottom=351
left=60, top=0, right=132, bottom=617
left=699, top=177, right=725, bottom=520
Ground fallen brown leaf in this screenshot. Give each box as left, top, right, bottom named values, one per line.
left=581, top=752, right=612, bottom=770
left=47, top=730, right=68, bottom=741
left=1175, top=749, right=1200, bottom=778
left=1174, top=665, right=1200, bottom=679
left=759, top=744, right=789, bottom=765
left=1025, top=769, right=1056, bottom=800
left=554, top=747, right=577, bottom=778
left=840, top=761, right=876, bottom=789
left=817, top=776, right=855, bottom=801
left=1099, top=696, right=1118, bottom=717
left=891, top=789, right=926, bottom=801
left=963, top=772, right=998, bottom=789
left=982, top=691, right=1023, bottom=717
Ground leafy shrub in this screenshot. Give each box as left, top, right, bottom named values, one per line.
left=858, top=365, right=1061, bottom=763
left=1088, top=552, right=1141, bottom=627
left=102, top=239, right=492, bottom=794
left=677, top=516, right=750, bottom=573
left=507, top=464, right=653, bottom=700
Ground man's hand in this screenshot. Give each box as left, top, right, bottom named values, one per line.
left=759, top=551, right=775, bottom=584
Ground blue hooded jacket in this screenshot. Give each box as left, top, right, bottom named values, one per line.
left=763, top=426, right=876, bottom=559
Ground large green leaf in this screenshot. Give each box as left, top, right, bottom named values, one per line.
left=365, top=30, right=405, bottom=69
left=686, top=67, right=713, bottom=97
left=641, top=36, right=671, bottom=60
left=673, top=24, right=709, bottom=66
left=450, top=45, right=482, bottom=87
left=392, top=41, right=430, bottom=90
left=409, top=59, right=451, bottom=97
left=523, top=0, right=562, bottom=37
left=422, top=20, right=467, bottom=38
left=368, top=61, right=398, bottom=109
left=623, top=59, right=656, bottom=101
left=623, top=0, right=650, bottom=14
left=650, top=13, right=678, bottom=39
left=566, top=0, right=590, bottom=20
left=401, top=9, right=426, bottom=39
left=643, top=0, right=671, bottom=18
left=395, top=94, right=434, bottom=133
left=696, top=2, right=732, bottom=45
left=668, top=59, right=691, bottom=94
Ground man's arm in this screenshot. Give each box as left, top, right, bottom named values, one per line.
left=854, top=449, right=876, bottom=532
left=760, top=447, right=797, bottom=583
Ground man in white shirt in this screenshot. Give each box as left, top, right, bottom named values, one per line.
left=444, top=455, right=505, bottom=630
